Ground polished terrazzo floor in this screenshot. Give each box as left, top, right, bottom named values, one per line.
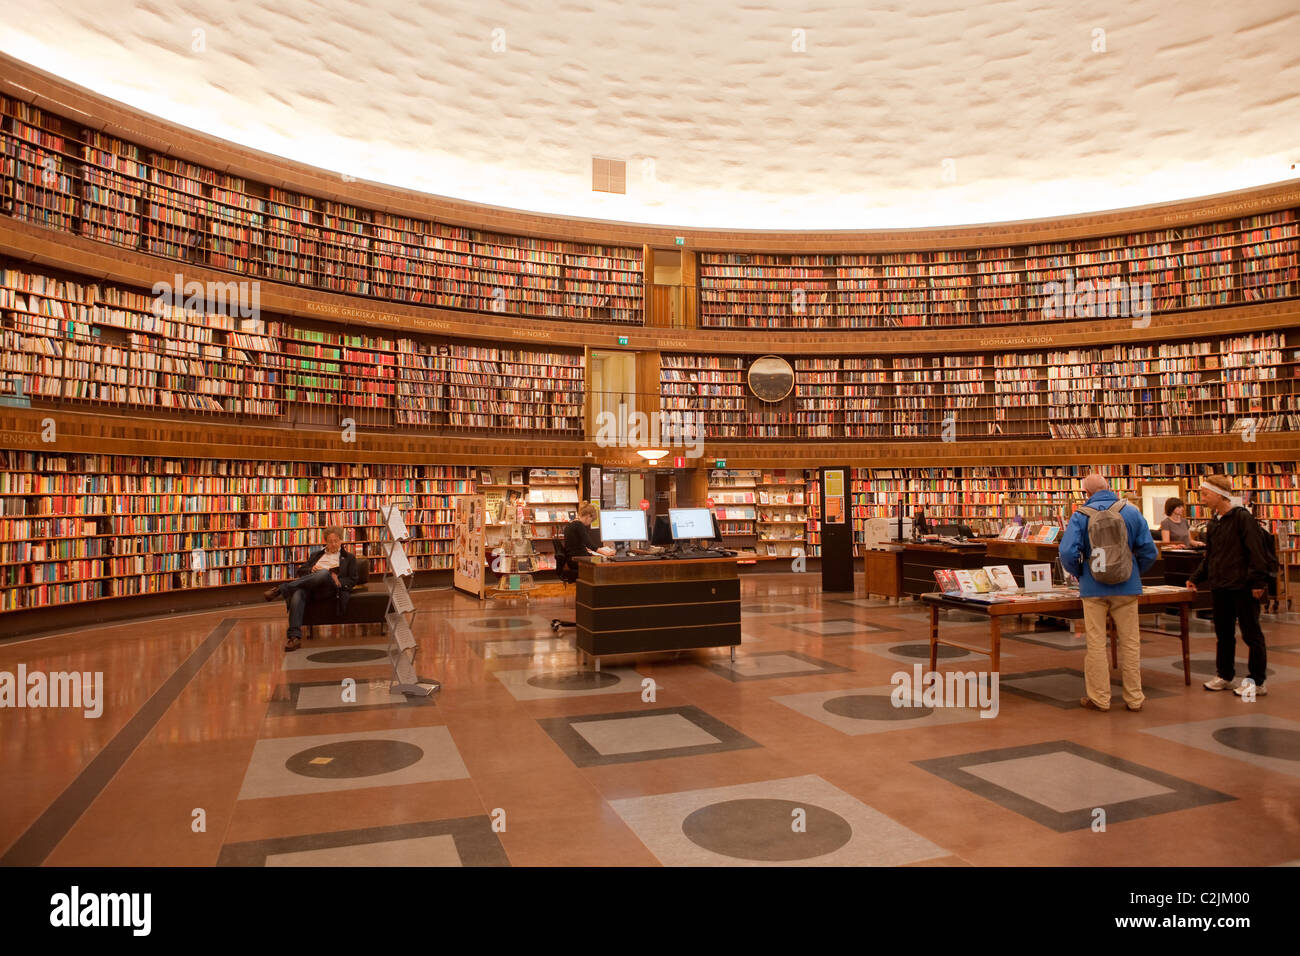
left=2, top=573, right=1298, bottom=866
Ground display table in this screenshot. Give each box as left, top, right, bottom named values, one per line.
left=575, top=556, right=741, bottom=670
left=921, top=587, right=1196, bottom=683
left=901, top=542, right=987, bottom=597
left=862, top=546, right=904, bottom=598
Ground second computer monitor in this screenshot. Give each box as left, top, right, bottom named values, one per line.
left=599, top=509, right=648, bottom=543
left=669, top=507, right=714, bottom=541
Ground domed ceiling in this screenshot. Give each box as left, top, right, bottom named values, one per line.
left=2, top=0, right=1298, bottom=229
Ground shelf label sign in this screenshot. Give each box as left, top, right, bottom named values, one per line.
left=673, top=456, right=685, bottom=468
left=715, top=459, right=726, bottom=468
left=825, top=469, right=846, bottom=524
left=617, top=335, right=629, bottom=345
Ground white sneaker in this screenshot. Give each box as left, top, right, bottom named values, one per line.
left=1233, top=679, right=1267, bottom=697
left=1203, top=676, right=1238, bottom=691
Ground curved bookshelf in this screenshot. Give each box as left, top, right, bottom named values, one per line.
left=0, top=83, right=1297, bottom=335
left=1, top=59, right=1299, bottom=625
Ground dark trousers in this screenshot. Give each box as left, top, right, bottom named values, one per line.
left=279, top=569, right=335, bottom=638
left=1212, top=588, right=1268, bottom=685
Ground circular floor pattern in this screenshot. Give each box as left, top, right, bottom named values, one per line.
left=681, top=798, right=853, bottom=861
left=822, top=694, right=934, bottom=720
left=745, top=604, right=799, bottom=614
left=285, top=739, right=424, bottom=778
left=888, top=643, right=970, bottom=660
left=526, top=671, right=620, bottom=690
left=1210, top=726, right=1300, bottom=760
left=468, top=617, right=534, bottom=629
left=1184, top=659, right=1275, bottom=678
left=305, top=648, right=388, bottom=664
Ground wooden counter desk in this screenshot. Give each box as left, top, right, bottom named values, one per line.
left=575, top=556, right=742, bottom=670
left=900, top=542, right=987, bottom=597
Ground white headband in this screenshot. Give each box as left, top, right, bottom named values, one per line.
left=1199, top=481, right=1243, bottom=509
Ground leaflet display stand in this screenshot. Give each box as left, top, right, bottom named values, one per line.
left=380, top=499, right=439, bottom=698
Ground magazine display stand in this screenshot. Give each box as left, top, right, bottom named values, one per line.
left=380, top=499, right=439, bottom=697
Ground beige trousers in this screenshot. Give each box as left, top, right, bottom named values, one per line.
left=1081, top=595, right=1143, bottom=709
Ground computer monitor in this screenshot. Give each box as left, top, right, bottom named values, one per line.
left=669, top=507, right=714, bottom=541
left=651, top=514, right=673, bottom=547
left=936, top=522, right=976, bottom=539
left=599, top=509, right=648, bottom=546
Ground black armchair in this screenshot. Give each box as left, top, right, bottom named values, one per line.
left=550, top=536, right=578, bottom=632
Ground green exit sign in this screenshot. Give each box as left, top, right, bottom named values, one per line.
left=675, top=236, right=685, bottom=246
left=617, top=335, right=628, bottom=345
left=716, top=459, right=726, bottom=468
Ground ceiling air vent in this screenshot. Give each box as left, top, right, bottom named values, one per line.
left=592, top=157, right=626, bottom=194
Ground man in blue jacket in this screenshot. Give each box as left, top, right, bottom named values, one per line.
left=1058, top=473, right=1159, bottom=712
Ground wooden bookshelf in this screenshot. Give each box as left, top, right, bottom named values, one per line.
left=848, top=462, right=1300, bottom=555
left=666, top=337, right=1300, bottom=442
left=756, top=468, right=811, bottom=558
left=0, top=257, right=586, bottom=436
left=707, top=468, right=759, bottom=546
left=0, top=98, right=644, bottom=326
left=525, top=466, right=581, bottom=567
left=698, top=212, right=1298, bottom=329
left=0, top=451, right=475, bottom=613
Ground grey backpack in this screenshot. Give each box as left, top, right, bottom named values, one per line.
left=1078, top=500, right=1134, bottom=585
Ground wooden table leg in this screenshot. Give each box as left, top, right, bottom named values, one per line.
left=989, top=616, right=1001, bottom=674
left=1180, top=604, right=1191, bottom=686
left=929, top=604, right=939, bottom=673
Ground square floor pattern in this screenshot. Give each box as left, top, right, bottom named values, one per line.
left=237, top=725, right=468, bottom=800
left=771, top=684, right=988, bottom=735
left=537, top=705, right=760, bottom=767
left=608, top=774, right=947, bottom=866
left=914, top=740, right=1233, bottom=832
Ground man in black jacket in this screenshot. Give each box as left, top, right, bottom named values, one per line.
left=1187, top=475, right=1277, bottom=697
left=263, top=526, right=359, bottom=651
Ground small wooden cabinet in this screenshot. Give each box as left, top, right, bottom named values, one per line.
left=862, top=547, right=903, bottom=598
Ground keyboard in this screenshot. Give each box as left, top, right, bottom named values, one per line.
left=672, top=549, right=733, bottom=559
left=608, top=553, right=663, bottom=562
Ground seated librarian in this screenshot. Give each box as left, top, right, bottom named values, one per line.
left=1159, top=497, right=1201, bottom=547
left=263, top=527, right=359, bottom=651
left=563, top=505, right=615, bottom=558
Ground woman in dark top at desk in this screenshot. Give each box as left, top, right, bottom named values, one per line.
left=1159, top=498, right=1200, bottom=547
left=564, top=505, right=615, bottom=558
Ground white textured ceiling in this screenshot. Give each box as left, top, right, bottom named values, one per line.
left=2, top=1, right=1299, bottom=229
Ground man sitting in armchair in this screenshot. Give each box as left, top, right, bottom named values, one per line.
left=264, top=526, right=359, bottom=651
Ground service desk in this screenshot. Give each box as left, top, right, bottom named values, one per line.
left=982, top=538, right=1168, bottom=588
left=901, top=542, right=987, bottom=596
left=575, top=557, right=741, bottom=669
left=1159, top=547, right=1204, bottom=586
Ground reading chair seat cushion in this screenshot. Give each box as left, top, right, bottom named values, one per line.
left=299, top=558, right=389, bottom=627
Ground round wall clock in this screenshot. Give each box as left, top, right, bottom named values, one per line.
left=747, top=355, right=795, bottom=402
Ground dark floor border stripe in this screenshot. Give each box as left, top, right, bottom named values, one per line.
left=0, top=618, right=238, bottom=866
